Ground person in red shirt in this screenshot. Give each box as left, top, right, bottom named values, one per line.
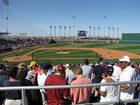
left=45, top=64, right=70, bottom=105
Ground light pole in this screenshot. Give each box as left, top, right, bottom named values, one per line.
left=3, top=0, right=9, bottom=34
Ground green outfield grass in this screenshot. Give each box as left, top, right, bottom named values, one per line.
left=32, top=49, right=96, bottom=58
left=0, top=42, right=140, bottom=65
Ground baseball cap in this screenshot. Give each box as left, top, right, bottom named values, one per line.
left=57, top=64, right=65, bottom=71
left=65, top=64, right=69, bottom=67
left=105, top=65, right=114, bottom=73
left=0, top=63, right=6, bottom=69
left=29, top=61, right=37, bottom=67
left=103, top=61, right=110, bottom=65
left=40, top=63, right=51, bottom=70
left=119, top=56, right=130, bottom=62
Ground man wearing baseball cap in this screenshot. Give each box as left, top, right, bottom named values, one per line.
left=119, top=56, right=136, bottom=104
left=99, top=65, right=118, bottom=103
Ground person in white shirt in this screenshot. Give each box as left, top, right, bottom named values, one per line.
left=99, top=65, right=118, bottom=104
left=65, top=64, right=75, bottom=84
left=112, top=62, right=121, bottom=81
left=119, top=56, right=136, bottom=105
left=37, top=63, right=53, bottom=105
left=81, top=59, right=93, bottom=79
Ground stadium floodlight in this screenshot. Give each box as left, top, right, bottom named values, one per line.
left=3, top=0, right=9, bottom=34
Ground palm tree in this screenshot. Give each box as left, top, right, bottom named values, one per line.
left=89, top=26, right=92, bottom=38
left=98, top=27, right=100, bottom=40
left=59, top=26, right=62, bottom=38
left=64, top=26, right=67, bottom=37
left=49, top=26, right=52, bottom=38
left=112, top=27, right=115, bottom=39
left=93, top=27, right=95, bottom=39
left=73, top=25, right=75, bottom=37
left=69, top=26, right=71, bottom=38
left=54, top=26, right=56, bottom=38
left=108, top=27, right=111, bottom=39
left=117, top=27, right=119, bottom=40
left=103, top=26, right=106, bottom=40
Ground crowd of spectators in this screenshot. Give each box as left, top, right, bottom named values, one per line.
left=0, top=35, right=50, bottom=51
left=0, top=56, right=140, bottom=105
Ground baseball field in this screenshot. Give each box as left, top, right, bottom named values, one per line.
left=0, top=42, right=140, bottom=65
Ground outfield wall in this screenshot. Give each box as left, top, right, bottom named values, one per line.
left=120, top=33, right=140, bottom=44
left=122, top=33, right=140, bottom=40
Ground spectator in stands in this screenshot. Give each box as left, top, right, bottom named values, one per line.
left=0, top=63, right=9, bottom=105
left=98, top=56, right=104, bottom=63
left=92, top=60, right=106, bottom=83
left=81, top=59, right=93, bottom=79
left=132, top=63, right=140, bottom=105
left=90, top=60, right=107, bottom=103
left=29, top=61, right=40, bottom=75
left=2, top=66, right=22, bottom=105
left=45, top=64, right=70, bottom=105
left=119, top=56, right=136, bottom=105
left=37, top=63, right=53, bottom=105
left=65, top=64, right=75, bottom=84
left=26, top=61, right=40, bottom=84
left=112, top=62, right=122, bottom=81
left=18, top=63, right=39, bottom=105
left=99, top=65, right=118, bottom=104
left=70, top=66, right=94, bottom=104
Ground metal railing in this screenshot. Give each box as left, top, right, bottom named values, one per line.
left=0, top=81, right=140, bottom=105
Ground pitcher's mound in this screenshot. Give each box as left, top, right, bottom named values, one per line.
left=56, top=52, right=70, bottom=54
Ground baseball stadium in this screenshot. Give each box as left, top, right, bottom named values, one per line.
left=0, top=0, right=140, bottom=105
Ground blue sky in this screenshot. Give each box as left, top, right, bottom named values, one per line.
left=0, top=0, right=140, bottom=37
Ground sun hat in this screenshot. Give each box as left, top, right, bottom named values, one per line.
left=119, top=56, right=130, bottom=62
left=18, top=63, right=27, bottom=69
